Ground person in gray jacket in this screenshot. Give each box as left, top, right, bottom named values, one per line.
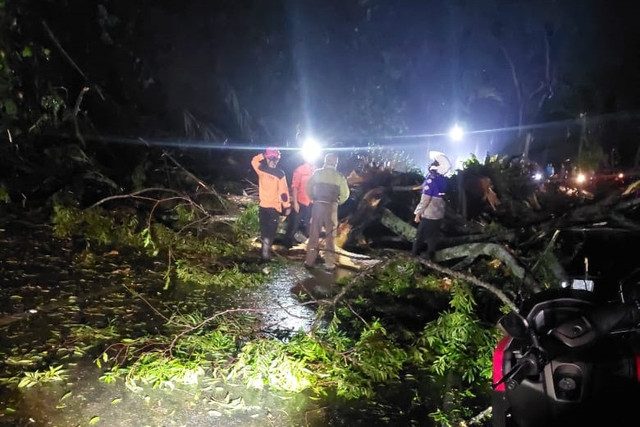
left=304, top=153, right=350, bottom=271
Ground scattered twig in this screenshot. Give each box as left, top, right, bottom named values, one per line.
left=461, top=406, right=493, bottom=426
left=305, top=258, right=393, bottom=333
left=42, top=21, right=105, bottom=101
left=167, top=308, right=263, bottom=356
left=416, top=257, right=518, bottom=313
left=122, top=283, right=171, bottom=323
left=530, top=229, right=560, bottom=274
left=72, top=86, right=90, bottom=147
left=88, top=187, right=184, bottom=209
left=343, top=299, right=370, bottom=328
left=161, top=150, right=228, bottom=210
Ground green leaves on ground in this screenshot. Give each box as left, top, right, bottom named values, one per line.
left=17, top=365, right=67, bottom=388
left=49, top=198, right=500, bottom=424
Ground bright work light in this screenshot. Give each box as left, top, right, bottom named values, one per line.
left=302, top=137, right=322, bottom=163
left=448, top=124, right=464, bottom=141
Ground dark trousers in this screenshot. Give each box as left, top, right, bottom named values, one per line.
left=259, top=207, right=280, bottom=259
left=412, top=218, right=442, bottom=259
left=283, top=203, right=311, bottom=246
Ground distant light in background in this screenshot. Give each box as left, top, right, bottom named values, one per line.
left=533, top=172, right=543, bottom=181
left=302, top=137, right=322, bottom=163
left=448, top=124, right=464, bottom=141
left=576, top=172, right=587, bottom=184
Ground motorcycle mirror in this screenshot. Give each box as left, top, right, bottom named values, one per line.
left=498, top=312, right=529, bottom=339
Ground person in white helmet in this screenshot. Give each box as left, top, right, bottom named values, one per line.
left=412, top=154, right=450, bottom=260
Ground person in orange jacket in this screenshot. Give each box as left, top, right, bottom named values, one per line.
left=282, top=157, right=315, bottom=248
left=251, top=147, right=291, bottom=260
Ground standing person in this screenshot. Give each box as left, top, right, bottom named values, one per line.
left=251, top=147, right=291, bottom=261
left=412, top=153, right=451, bottom=260
left=283, top=157, right=315, bottom=248
left=304, top=153, right=350, bottom=271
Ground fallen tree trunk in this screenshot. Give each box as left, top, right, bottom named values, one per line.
left=434, top=243, right=541, bottom=292
left=377, top=208, right=542, bottom=290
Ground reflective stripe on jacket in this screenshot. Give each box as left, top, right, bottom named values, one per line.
left=251, top=154, right=290, bottom=212
left=306, top=166, right=350, bottom=204
left=414, top=171, right=447, bottom=220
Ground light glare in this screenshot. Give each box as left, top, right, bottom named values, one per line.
left=302, top=138, right=322, bottom=163
left=448, top=124, right=464, bottom=141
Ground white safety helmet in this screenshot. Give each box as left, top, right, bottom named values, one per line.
left=428, top=152, right=451, bottom=175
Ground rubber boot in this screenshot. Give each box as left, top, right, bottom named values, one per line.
left=261, top=238, right=271, bottom=261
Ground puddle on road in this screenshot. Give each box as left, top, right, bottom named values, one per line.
left=253, top=262, right=353, bottom=334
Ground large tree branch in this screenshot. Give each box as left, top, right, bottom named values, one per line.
left=416, top=257, right=519, bottom=313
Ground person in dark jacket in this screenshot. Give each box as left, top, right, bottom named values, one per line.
left=251, top=147, right=291, bottom=260
left=304, top=153, right=350, bottom=271
left=412, top=153, right=451, bottom=260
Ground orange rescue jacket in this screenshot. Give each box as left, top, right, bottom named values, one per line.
left=291, top=162, right=314, bottom=207
left=251, top=153, right=291, bottom=213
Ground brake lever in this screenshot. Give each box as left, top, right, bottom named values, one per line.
left=493, top=348, right=542, bottom=390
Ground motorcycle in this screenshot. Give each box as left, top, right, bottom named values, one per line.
left=491, top=269, right=640, bottom=427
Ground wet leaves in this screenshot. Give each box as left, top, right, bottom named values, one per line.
left=17, top=365, right=68, bottom=388
left=4, top=357, right=37, bottom=367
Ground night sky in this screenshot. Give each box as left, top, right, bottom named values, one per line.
left=14, top=0, right=640, bottom=169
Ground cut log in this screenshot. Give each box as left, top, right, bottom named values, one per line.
left=225, top=193, right=257, bottom=206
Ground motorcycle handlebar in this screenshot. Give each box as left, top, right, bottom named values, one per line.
left=549, top=302, right=640, bottom=348
left=495, top=300, right=640, bottom=392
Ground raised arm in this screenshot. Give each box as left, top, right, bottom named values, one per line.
left=251, top=153, right=264, bottom=174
